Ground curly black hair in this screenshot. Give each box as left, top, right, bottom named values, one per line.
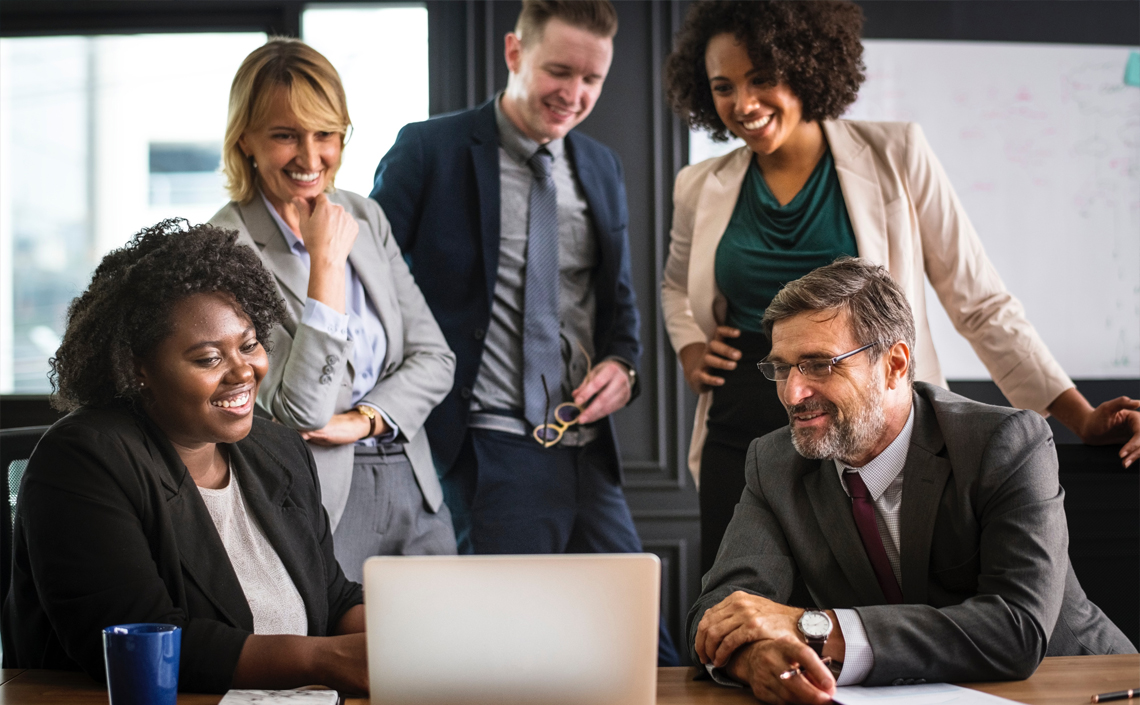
left=49, top=219, right=285, bottom=411
left=665, top=0, right=866, bottom=142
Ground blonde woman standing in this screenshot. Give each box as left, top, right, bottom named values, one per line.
left=211, top=39, right=458, bottom=580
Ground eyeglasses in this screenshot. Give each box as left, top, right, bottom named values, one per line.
left=757, top=342, right=879, bottom=382
left=533, top=343, right=591, bottom=448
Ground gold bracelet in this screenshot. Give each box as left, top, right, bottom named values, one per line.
left=355, top=405, right=377, bottom=439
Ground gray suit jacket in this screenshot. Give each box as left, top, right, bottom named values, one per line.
left=210, top=190, right=456, bottom=530
left=689, top=382, right=1134, bottom=685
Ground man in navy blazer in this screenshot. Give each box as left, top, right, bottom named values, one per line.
left=371, top=0, right=646, bottom=559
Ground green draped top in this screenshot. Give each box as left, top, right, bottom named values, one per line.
left=714, top=149, right=859, bottom=333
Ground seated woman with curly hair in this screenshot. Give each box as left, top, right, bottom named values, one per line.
left=1, top=220, right=368, bottom=694
left=661, top=0, right=1140, bottom=574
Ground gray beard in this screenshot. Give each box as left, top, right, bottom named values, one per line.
left=787, top=380, right=886, bottom=464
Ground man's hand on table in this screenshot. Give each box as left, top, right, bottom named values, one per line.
left=696, top=591, right=842, bottom=704
left=728, top=638, right=836, bottom=705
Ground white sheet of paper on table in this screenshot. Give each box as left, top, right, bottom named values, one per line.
left=834, top=683, right=1023, bottom=705
left=218, top=690, right=340, bottom=704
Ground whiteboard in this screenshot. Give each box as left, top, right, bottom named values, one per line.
left=690, top=41, right=1140, bottom=380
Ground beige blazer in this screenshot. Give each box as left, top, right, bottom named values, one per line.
left=662, top=120, right=1073, bottom=485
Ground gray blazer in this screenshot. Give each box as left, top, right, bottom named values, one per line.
left=690, top=382, right=1134, bottom=685
left=210, top=190, right=456, bottom=530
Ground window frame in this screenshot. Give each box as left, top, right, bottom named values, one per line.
left=0, top=0, right=423, bottom=425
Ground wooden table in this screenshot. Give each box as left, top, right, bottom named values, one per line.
left=1, top=656, right=1135, bottom=704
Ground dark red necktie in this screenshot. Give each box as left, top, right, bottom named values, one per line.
left=845, top=470, right=904, bottom=604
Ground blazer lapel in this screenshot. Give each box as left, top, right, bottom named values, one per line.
left=470, top=101, right=502, bottom=307
left=567, top=135, right=617, bottom=272
left=227, top=439, right=327, bottom=636
left=690, top=147, right=751, bottom=332
left=823, top=121, right=889, bottom=268
left=898, top=392, right=951, bottom=605
left=239, top=197, right=310, bottom=309
left=145, top=419, right=253, bottom=630
left=804, top=459, right=886, bottom=606
left=344, top=207, right=402, bottom=372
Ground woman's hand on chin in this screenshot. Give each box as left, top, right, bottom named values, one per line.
left=300, top=411, right=386, bottom=446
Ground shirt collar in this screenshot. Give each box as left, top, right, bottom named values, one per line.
left=493, top=91, right=565, bottom=164
left=836, top=404, right=916, bottom=501
left=259, top=189, right=306, bottom=255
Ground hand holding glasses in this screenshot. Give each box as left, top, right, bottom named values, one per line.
left=533, top=343, right=592, bottom=448
left=757, top=342, right=880, bottom=381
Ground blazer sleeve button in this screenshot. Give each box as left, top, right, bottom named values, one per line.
left=892, top=679, right=906, bottom=686
left=320, top=374, right=333, bottom=385
left=322, top=364, right=334, bottom=375
left=473, top=327, right=485, bottom=340
left=459, top=386, right=472, bottom=399
left=326, top=355, right=339, bottom=365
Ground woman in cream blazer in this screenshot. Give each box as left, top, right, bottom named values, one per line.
left=662, top=0, right=1139, bottom=574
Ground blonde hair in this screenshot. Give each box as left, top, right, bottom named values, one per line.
left=223, top=38, right=351, bottom=203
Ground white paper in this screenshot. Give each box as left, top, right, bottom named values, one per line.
left=218, top=690, right=339, bottom=704
left=835, top=682, right=1022, bottom=705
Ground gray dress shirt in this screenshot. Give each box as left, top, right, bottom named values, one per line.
left=470, top=95, right=599, bottom=414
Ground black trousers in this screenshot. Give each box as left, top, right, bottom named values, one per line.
left=699, top=331, right=789, bottom=576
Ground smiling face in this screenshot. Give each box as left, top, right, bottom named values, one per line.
left=238, top=85, right=343, bottom=211
left=769, top=310, right=893, bottom=466
left=136, top=292, right=268, bottom=453
left=501, top=17, right=613, bottom=144
left=704, top=32, right=807, bottom=158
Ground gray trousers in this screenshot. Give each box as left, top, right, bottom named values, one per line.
left=333, top=444, right=457, bottom=582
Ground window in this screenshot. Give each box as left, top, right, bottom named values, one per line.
left=0, top=33, right=266, bottom=393
left=301, top=4, right=429, bottom=196
left=0, top=4, right=430, bottom=393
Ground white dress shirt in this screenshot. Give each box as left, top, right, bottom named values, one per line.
left=832, top=405, right=915, bottom=685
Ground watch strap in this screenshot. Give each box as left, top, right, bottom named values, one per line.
left=806, top=636, right=826, bottom=657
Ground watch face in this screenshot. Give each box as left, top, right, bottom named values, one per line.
left=800, top=611, right=831, bottom=638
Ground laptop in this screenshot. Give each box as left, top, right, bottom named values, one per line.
left=363, top=553, right=660, bottom=705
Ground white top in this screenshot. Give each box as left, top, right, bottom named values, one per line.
left=198, top=465, right=309, bottom=636
left=831, top=405, right=916, bottom=685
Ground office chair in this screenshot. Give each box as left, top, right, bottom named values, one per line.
left=0, top=425, right=50, bottom=607
left=1057, top=443, right=1140, bottom=649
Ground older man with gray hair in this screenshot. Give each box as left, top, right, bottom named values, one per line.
left=690, top=258, right=1133, bottom=704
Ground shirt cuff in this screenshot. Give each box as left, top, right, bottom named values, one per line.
left=358, top=402, right=399, bottom=441
left=302, top=298, right=349, bottom=340
left=704, top=663, right=743, bottom=688
left=834, top=609, right=874, bottom=686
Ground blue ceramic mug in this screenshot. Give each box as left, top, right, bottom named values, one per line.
left=102, top=623, right=181, bottom=705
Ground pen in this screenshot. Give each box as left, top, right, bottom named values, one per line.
left=1092, top=689, right=1139, bottom=703
left=779, top=657, right=833, bottom=680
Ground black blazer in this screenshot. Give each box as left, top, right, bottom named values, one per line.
left=1, top=406, right=362, bottom=693
left=371, top=99, right=642, bottom=474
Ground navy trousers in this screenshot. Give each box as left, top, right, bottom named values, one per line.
left=442, top=427, right=681, bottom=666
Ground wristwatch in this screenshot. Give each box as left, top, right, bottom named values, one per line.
left=622, top=363, right=637, bottom=390
left=355, top=405, right=377, bottom=440
left=797, top=609, right=833, bottom=657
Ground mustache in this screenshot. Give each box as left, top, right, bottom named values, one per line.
left=786, top=398, right=838, bottom=420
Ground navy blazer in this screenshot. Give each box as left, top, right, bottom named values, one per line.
left=371, top=99, right=641, bottom=473
left=2, top=407, right=362, bottom=693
